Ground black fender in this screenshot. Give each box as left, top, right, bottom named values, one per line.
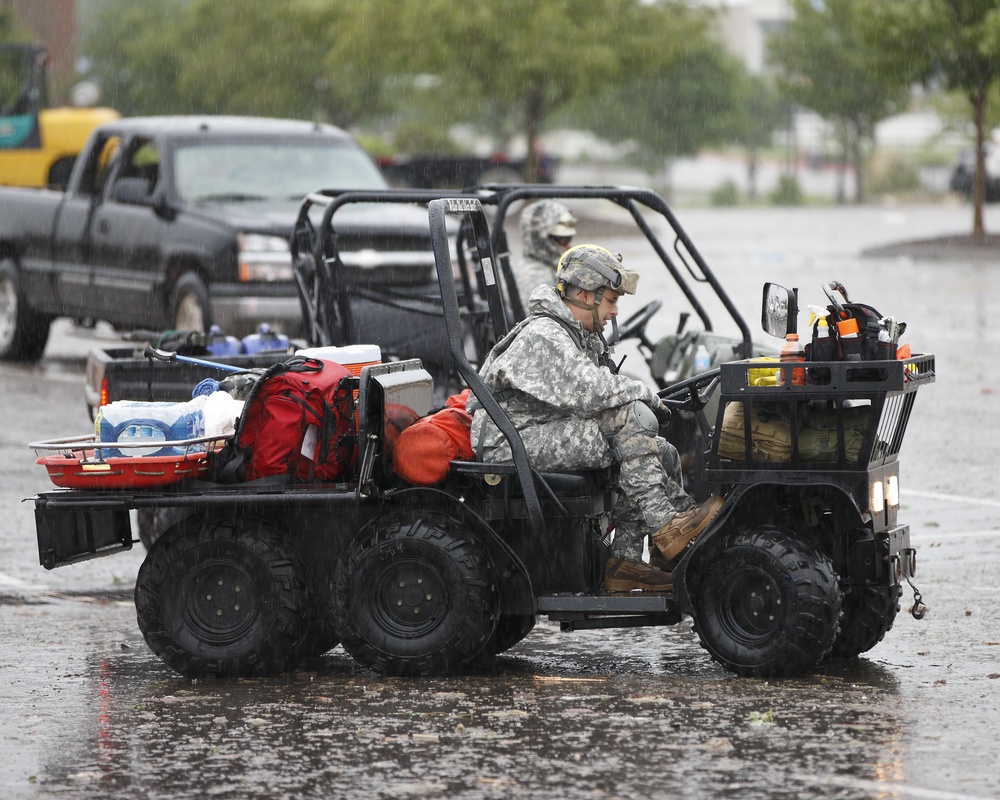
left=360, top=488, right=537, bottom=617
left=673, top=479, right=864, bottom=614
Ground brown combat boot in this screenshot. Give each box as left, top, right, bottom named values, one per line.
left=602, top=557, right=673, bottom=592
left=651, top=496, right=725, bottom=563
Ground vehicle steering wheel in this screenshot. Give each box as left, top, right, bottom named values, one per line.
left=657, top=367, right=722, bottom=439
left=616, top=299, right=663, bottom=343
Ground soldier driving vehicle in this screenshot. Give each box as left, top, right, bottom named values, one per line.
left=470, top=243, right=723, bottom=592
left=27, top=187, right=934, bottom=681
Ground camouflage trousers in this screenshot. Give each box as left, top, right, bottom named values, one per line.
left=479, top=401, right=694, bottom=560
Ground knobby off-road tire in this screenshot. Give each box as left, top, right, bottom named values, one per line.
left=828, top=584, right=901, bottom=659
left=136, top=507, right=192, bottom=551
left=0, top=259, right=52, bottom=361
left=332, top=514, right=499, bottom=676
left=691, top=526, right=842, bottom=678
left=135, top=516, right=309, bottom=678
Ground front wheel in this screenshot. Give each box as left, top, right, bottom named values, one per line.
left=170, top=272, right=210, bottom=333
left=135, top=515, right=309, bottom=678
left=0, top=259, right=52, bottom=361
left=691, top=526, right=841, bottom=677
left=332, top=513, right=499, bottom=676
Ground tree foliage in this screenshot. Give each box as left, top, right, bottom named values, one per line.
left=860, top=0, right=1000, bottom=233
left=328, top=0, right=711, bottom=179
left=767, top=0, right=913, bottom=203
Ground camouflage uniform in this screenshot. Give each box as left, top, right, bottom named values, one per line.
left=470, top=284, right=695, bottom=560
left=512, top=201, right=576, bottom=311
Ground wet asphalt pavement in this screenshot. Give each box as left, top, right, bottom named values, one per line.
left=2, top=201, right=999, bottom=799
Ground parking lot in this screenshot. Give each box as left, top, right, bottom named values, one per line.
left=1, top=201, right=999, bottom=799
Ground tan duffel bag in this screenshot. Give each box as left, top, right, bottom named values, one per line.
left=798, top=405, right=870, bottom=463
left=717, top=401, right=793, bottom=463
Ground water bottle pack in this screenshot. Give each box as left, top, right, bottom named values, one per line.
left=95, top=398, right=207, bottom=457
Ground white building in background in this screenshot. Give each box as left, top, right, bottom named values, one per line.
left=702, top=0, right=792, bottom=75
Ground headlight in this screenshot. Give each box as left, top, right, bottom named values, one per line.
left=869, top=476, right=900, bottom=514
left=238, top=233, right=293, bottom=282
left=870, top=480, right=885, bottom=514
left=886, top=475, right=899, bottom=507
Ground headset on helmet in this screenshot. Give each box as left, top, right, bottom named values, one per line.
left=556, top=245, right=639, bottom=296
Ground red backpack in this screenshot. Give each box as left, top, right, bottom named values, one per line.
left=215, top=357, right=356, bottom=484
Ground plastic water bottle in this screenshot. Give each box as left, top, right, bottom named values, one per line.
left=694, top=344, right=711, bottom=373
left=778, top=333, right=806, bottom=386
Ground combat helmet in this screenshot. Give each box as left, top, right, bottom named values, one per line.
left=520, top=200, right=578, bottom=263
left=556, top=244, right=639, bottom=331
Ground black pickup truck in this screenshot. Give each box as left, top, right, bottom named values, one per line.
left=0, top=115, right=438, bottom=361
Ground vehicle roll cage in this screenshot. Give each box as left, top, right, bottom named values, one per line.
left=289, top=184, right=753, bottom=369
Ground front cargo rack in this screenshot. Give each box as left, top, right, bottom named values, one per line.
left=708, top=354, right=935, bottom=474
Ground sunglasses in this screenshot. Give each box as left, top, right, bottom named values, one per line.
left=550, top=235, right=573, bottom=247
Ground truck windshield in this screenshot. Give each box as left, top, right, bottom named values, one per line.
left=173, top=139, right=388, bottom=203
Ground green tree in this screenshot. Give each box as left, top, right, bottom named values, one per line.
left=174, top=0, right=371, bottom=125
left=767, top=0, right=912, bottom=203
left=81, top=0, right=370, bottom=123
left=862, top=0, right=1000, bottom=234
left=580, top=43, right=748, bottom=193
left=731, top=74, right=785, bottom=200
left=331, top=0, right=709, bottom=180
left=81, top=0, right=189, bottom=114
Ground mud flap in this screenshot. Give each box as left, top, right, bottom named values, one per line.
left=35, top=504, right=132, bottom=569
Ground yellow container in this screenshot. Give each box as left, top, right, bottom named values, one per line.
left=747, top=357, right=780, bottom=387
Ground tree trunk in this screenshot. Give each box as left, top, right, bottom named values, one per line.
left=852, top=128, right=865, bottom=205
left=972, top=89, right=987, bottom=236
left=523, top=84, right=544, bottom=184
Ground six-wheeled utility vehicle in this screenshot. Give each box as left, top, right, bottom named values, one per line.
left=29, top=192, right=933, bottom=679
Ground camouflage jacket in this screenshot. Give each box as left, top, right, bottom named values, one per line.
left=470, top=285, right=659, bottom=460
left=511, top=211, right=565, bottom=311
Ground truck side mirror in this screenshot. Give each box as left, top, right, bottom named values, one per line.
left=761, top=282, right=798, bottom=339
left=113, top=177, right=155, bottom=206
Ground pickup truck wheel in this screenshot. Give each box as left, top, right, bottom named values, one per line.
left=828, top=584, right=900, bottom=659
left=332, top=513, right=499, bottom=676
left=690, top=526, right=841, bottom=678
left=135, top=516, right=308, bottom=678
left=170, top=272, right=210, bottom=333
left=0, top=260, right=52, bottom=361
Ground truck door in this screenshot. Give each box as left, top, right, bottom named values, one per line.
left=50, top=131, right=121, bottom=317
left=86, top=134, right=166, bottom=326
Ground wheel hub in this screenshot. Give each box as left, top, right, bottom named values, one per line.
left=183, top=559, right=261, bottom=644
left=373, top=559, right=448, bottom=637
left=721, top=570, right=783, bottom=643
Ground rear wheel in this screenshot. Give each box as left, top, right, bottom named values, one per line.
left=135, top=515, right=308, bottom=678
left=0, top=259, right=52, bottom=361
left=136, top=506, right=192, bottom=550
left=691, top=526, right=841, bottom=677
left=333, top=513, right=499, bottom=676
left=170, top=272, right=210, bottom=333
left=828, top=584, right=900, bottom=659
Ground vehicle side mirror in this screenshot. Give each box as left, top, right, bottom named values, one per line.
left=113, top=177, right=155, bottom=206
left=761, top=282, right=798, bottom=339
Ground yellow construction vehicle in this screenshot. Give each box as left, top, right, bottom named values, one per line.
left=0, top=43, right=118, bottom=189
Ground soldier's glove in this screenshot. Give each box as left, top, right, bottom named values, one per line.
left=651, top=398, right=672, bottom=431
